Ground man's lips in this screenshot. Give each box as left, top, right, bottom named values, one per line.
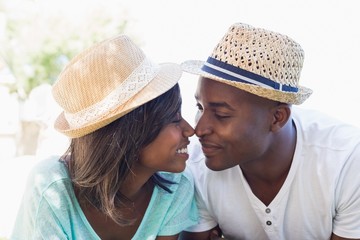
left=199, top=140, right=222, bottom=156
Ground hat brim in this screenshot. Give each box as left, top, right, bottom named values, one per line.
left=54, top=62, right=182, bottom=138
left=182, top=60, right=312, bottom=105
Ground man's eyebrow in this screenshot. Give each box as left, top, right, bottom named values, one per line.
left=209, top=102, right=235, bottom=111
left=195, top=95, right=235, bottom=111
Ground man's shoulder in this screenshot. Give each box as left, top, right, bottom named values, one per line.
left=293, top=107, right=360, bottom=148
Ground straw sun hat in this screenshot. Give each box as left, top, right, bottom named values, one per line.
left=52, top=35, right=182, bottom=138
left=182, top=23, right=312, bottom=104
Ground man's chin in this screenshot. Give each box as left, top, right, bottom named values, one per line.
left=205, top=157, right=227, bottom=171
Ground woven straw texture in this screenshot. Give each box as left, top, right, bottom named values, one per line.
left=182, top=23, right=312, bottom=104
left=52, top=35, right=181, bottom=138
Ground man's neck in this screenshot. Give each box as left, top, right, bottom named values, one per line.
left=240, top=119, right=297, bottom=205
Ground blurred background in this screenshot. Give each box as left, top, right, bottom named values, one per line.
left=1, top=0, right=359, bottom=238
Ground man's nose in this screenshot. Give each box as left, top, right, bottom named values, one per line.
left=194, top=113, right=212, bottom=137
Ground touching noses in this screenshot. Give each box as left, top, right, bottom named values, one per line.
left=181, top=119, right=195, bottom=138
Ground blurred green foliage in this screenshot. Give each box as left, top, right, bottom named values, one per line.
left=0, top=0, right=131, bottom=99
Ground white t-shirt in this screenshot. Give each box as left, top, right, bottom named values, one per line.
left=186, top=107, right=360, bottom=240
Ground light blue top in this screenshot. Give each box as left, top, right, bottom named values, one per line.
left=11, top=156, right=198, bottom=239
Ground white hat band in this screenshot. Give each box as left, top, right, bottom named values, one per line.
left=64, top=57, right=160, bottom=128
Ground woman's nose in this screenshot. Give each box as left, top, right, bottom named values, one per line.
left=181, top=119, right=195, bottom=137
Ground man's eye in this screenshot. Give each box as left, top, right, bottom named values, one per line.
left=196, top=103, right=203, bottom=111
left=215, top=114, right=230, bottom=119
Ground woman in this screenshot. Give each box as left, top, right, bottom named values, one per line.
left=11, top=35, right=198, bottom=239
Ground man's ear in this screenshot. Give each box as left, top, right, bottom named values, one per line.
left=271, top=104, right=291, bottom=132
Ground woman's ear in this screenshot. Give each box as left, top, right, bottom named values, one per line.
left=271, top=104, right=291, bottom=132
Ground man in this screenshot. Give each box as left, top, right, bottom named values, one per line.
left=180, top=23, right=360, bottom=240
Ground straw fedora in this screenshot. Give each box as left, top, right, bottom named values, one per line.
left=182, top=23, right=312, bottom=104
left=52, top=35, right=182, bottom=138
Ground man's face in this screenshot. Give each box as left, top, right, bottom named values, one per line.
left=194, top=77, right=277, bottom=171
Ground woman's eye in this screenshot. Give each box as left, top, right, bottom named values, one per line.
left=172, top=118, right=181, bottom=123
left=172, top=112, right=182, bottom=123
left=196, top=103, right=203, bottom=111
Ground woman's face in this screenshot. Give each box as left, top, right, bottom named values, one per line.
left=138, top=113, right=195, bottom=173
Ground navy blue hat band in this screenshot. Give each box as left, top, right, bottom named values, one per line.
left=201, top=57, right=298, bottom=93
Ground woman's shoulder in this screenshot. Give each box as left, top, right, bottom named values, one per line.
left=30, top=155, right=67, bottom=175
left=26, top=155, right=71, bottom=194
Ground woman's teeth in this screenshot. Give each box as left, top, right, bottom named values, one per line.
left=176, top=148, right=188, bottom=154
